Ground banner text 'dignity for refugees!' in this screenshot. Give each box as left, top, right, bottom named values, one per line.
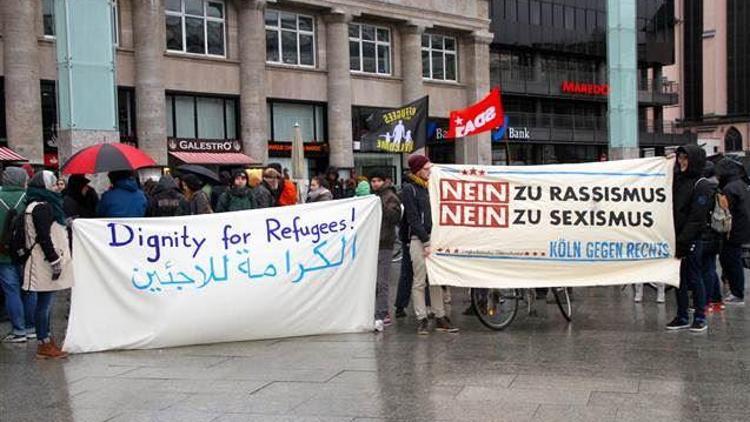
left=426, top=158, right=680, bottom=289
left=64, top=196, right=382, bottom=353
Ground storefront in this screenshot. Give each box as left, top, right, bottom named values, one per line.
left=491, top=124, right=607, bottom=165
left=266, top=100, right=329, bottom=178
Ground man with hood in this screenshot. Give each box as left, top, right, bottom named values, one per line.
left=370, top=170, right=401, bottom=331
left=715, top=157, right=750, bottom=305
left=0, top=167, right=36, bottom=343
left=62, top=175, right=98, bottom=219
left=97, top=170, right=147, bottom=218
left=147, top=175, right=187, bottom=217
left=667, top=145, right=713, bottom=332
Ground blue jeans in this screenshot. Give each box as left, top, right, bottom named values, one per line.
left=719, top=243, right=745, bottom=299
left=34, top=292, right=55, bottom=342
left=0, top=263, right=36, bottom=335
left=677, top=241, right=706, bottom=320
left=701, top=250, right=722, bottom=303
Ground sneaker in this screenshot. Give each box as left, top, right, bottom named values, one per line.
left=724, top=294, right=745, bottom=306
left=712, top=302, right=726, bottom=312
left=383, top=315, right=392, bottom=326
left=35, top=342, right=68, bottom=359
left=26, top=331, right=37, bottom=340
left=656, top=290, right=666, bottom=304
left=634, top=285, right=643, bottom=303
left=416, top=318, right=429, bottom=335
left=690, top=318, right=708, bottom=333
left=666, top=317, right=691, bottom=331
left=394, top=308, right=406, bottom=318
left=2, top=333, right=27, bottom=343
left=435, top=317, right=459, bottom=333
left=374, top=320, right=384, bottom=333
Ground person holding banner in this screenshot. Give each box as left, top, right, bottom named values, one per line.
left=371, top=170, right=402, bottom=332
left=402, top=155, right=458, bottom=334
left=667, top=146, right=712, bottom=332
left=23, top=171, right=74, bottom=359
left=216, top=169, right=256, bottom=212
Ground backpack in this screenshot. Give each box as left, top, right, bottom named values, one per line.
left=711, top=192, right=732, bottom=234
left=0, top=194, right=25, bottom=258
left=5, top=201, right=38, bottom=265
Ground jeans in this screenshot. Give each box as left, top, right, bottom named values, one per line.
left=0, top=263, right=36, bottom=335
left=395, top=242, right=413, bottom=310
left=719, top=243, right=745, bottom=299
left=375, top=249, right=392, bottom=320
left=34, top=292, right=55, bottom=342
left=410, top=238, right=446, bottom=320
left=677, top=241, right=706, bottom=320
left=701, top=250, right=722, bottom=303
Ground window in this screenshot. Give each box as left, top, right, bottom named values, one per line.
left=530, top=0, right=541, bottom=25
left=166, top=0, right=226, bottom=56
left=422, top=34, right=457, bottom=81
left=165, top=94, right=237, bottom=139
left=267, top=101, right=326, bottom=143
left=725, top=127, right=743, bottom=152
left=41, top=81, right=58, bottom=150
left=112, top=1, right=120, bottom=46
left=349, top=24, right=391, bottom=75
left=265, top=10, right=315, bottom=66
left=564, top=6, right=575, bottom=30
left=43, top=0, right=55, bottom=37
left=118, top=88, right=136, bottom=140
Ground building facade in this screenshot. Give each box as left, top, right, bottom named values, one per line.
left=0, top=0, right=492, bottom=181
left=429, top=0, right=692, bottom=165
left=664, top=0, right=750, bottom=156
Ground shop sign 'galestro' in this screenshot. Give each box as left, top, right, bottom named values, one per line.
left=426, top=158, right=680, bottom=289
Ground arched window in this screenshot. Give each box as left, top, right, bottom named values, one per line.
left=725, top=127, right=743, bottom=152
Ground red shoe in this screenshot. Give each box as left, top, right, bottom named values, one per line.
left=36, top=341, right=68, bottom=360
left=705, top=305, right=713, bottom=314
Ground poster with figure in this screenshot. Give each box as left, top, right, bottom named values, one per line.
left=361, top=96, right=428, bottom=153
left=64, top=196, right=382, bottom=353
left=426, top=157, right=681, bottom=288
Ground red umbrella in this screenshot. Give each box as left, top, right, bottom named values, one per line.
left=61, top=143, right=156, bottom=175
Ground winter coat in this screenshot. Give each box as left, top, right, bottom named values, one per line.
left=211, top=185, right=229, bottom=211
left=182, top=190, right=213, bottom=215
left=376, top=185, right=402, bottom=250
left=253, top=183, right=277, bottom=209
left=307, top=187, right=333, bottom=202
left=97, top=178, right=147, bottom=218
left=673, top=145, right=712, bottom=257
left=63, top=190, right=98, bottom=219
left=400, top=174, right=432, bottom=245
left=0, top=185, right=26, bottom=264
left=216, top=186, right=256, bottom=212
left=716, top=158, right=750, bottom=245
left=147, top=176, right=187, bottom=217
left=23, top=202, right=73, bottom=292
left=278, top=180, right=298, bottom=206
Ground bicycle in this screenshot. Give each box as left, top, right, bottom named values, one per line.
left=470, top=286, right=572, bottom=330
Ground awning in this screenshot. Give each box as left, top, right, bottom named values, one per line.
left=169, top=151, right=258, bottom=165
left=0, top=147, right=27, bottom=162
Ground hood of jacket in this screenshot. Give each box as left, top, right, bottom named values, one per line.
left=114, top=178, right=140, bottom=192
left=676, top=145, right=706, bottom=179
left=154, top=175, right=179, bottom=194
left=715, top=157, right=746, bottom=185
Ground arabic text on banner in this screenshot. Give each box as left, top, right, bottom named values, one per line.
left=63, top=196, right=382, bottom=353
left=426, top=157, right=680, bottom=288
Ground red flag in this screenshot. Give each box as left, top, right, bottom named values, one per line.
left=446, top=87, right=505, bottom=139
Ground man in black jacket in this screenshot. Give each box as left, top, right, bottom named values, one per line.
left=401, top=155, right=457, bottom=334
left=716, top=157, right=750, bottom=305
left=667, top=145, right=712, bottom=332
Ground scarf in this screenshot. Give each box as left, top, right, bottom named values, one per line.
left=407, top=173, right=428, bottom=189
left=26, top=187, right=66, bottom=225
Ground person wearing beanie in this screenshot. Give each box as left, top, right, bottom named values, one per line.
left=0, top=167, right=36, bottom=344
left=181, top=174, right=213, bottom=215
left=401, top=155, right=457, bottom=334
left=216, top=169, right=256, bottom=212
left=23, top=171, right=74, bottom=359
left=355, top=180, right=371, bottom=196
left=254, top=167, right=281, bottom=209
left=370, top=170, right=401, bottom=332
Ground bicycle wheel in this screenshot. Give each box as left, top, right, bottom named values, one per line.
left=552, top=287, right=572, bottom=322
left=470, top=288, right=519, bottom=330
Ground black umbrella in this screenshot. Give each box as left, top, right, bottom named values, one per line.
left=176, top=164, right=220, bottom=183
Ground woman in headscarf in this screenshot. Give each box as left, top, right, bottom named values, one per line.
left=62, top=175, right=99, bottom=219
left=23, top=171, right=73, bottom=359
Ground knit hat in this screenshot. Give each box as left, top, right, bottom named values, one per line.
left=369, top=169, right=388, bottom=181
left=408, top=155, right=430, bottom=174
left=2, top=167, right=29, bottom=188
left=355, top=180, right=371, bottom=196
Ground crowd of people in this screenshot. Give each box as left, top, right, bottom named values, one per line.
left=1, top=146, right=748, bottom=359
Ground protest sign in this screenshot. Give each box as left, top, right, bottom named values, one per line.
left=426, top=157, right=680, bottom=288
left=63, top=196, right=381, bottom=353
left=360, top=96, right=428, bottom=153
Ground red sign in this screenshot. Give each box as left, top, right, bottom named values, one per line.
left=268, top=142, right=329, bottom=157
left=447, top=88, right=505, bottom=139
left=44, top=152, right=59, bottom=168
left=438, top=179, right=509, bottom=228
left=561, top=81, right=609, bottom=96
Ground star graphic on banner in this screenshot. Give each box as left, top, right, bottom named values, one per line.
left=469, top=168, right=477, bottom=176
left=477, top=169, right=486, bottom=176
left=454, top=117, right=464, bottom=126
left=461, top=169, right=468, bottom=175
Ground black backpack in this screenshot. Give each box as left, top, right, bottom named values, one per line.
left=0, top=198, right=35, bottom=265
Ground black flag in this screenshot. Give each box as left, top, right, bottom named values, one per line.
left=361, top=96, right=428, bottom=153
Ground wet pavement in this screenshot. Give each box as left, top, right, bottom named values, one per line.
left=1, top=278, right=749, bottom=422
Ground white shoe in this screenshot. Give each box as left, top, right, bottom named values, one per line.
left=374, top=320, right=384, bottom=332
left=656, top=287, right=666, bottom=304
left=634, top=284, right=643, bottom=303
left=724, top=294, right=745, bottom=306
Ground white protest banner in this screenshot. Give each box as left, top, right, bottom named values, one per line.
left=63, top=196, right=381, bottom=353
left=426, top=157, right=680, bottom=288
